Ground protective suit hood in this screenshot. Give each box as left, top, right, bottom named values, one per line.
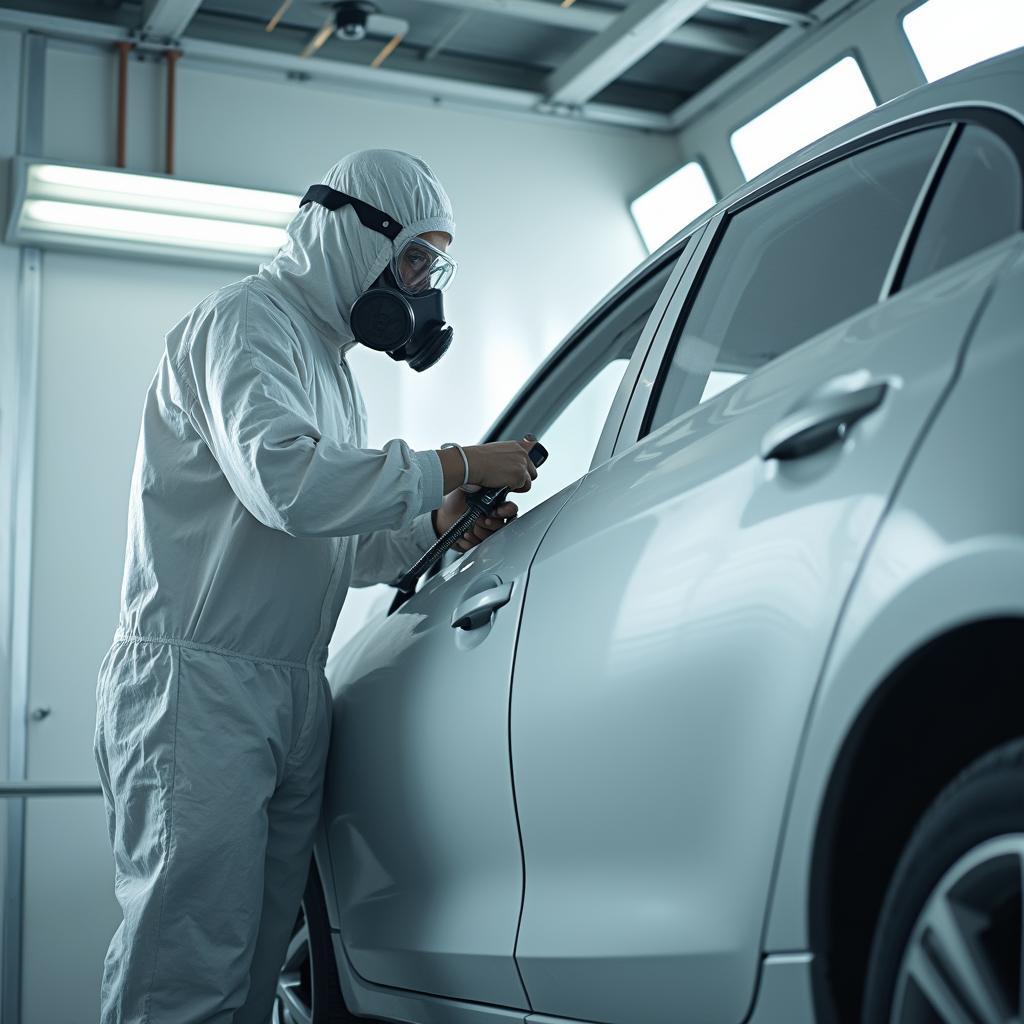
left=256, top=149, right=456, bottom=357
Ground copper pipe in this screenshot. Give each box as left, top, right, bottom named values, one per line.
left=370, top=32, right=405, bottom=69
left=266, top=0, right=294, bottom=32
left=115, top=41, right=133, bottom=167
left=165, top=49, right=181, bottom=176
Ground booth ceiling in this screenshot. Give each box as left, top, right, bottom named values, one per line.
left=1, top=0, right=822, bottom=123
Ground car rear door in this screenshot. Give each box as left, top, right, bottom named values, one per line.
left=509, top=118, right=1024, bottom=1024
left=319, top=243, right=689, bottom=1007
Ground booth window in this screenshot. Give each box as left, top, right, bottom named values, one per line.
left=630, top=163, right=716, bottom=253
left=730, top=57, right=876, bottom=181
left=903, top=0, right=1024, bottom=82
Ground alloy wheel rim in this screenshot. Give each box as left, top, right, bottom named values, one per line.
left=891, top=834, right=1024, bottom=1023
left=272, top=908, right=314, bottom=1024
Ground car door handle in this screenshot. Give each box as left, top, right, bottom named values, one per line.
left=451, top=582, right=514, bottom=630
left=762, top=381, right=889, bottom=461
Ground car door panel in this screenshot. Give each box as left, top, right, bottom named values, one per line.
left=508, top=247, right=1008, bottom=1024
left=322, top=481, right=581, bottom=1007
left=319, top=236, right=693, bottom=1008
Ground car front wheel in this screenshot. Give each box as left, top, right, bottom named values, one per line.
left=863, top=737, right=1024, bottom=1024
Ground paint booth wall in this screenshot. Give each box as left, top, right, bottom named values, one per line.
left=0, top=27, right=23, bottom=977
left=0, top=31, right=683, bottom=1021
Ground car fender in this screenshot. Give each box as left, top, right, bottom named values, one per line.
left=765, top=537, right=1024, bottom=952
left=765, top=241, right=1024, bottom=953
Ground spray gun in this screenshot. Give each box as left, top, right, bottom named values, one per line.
left=394, top=437, right=548, bottom=597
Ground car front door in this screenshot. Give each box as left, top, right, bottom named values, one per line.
left=319, top=245, right=686, bottom=1007
left=508, top=121, right=1022, bottom=1024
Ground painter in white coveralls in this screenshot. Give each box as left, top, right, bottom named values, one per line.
left=92, top=148, right=538, bottom=1023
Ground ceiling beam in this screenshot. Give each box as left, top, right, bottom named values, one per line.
left=417, top=0, right=754, bottom=57
left=140, top=0, right=205, bottom=40
left=705, top=1, right=817, bottom=27
left=547, top=0, right=707, bottom=106
left=668, top=0, right=853, bottom=129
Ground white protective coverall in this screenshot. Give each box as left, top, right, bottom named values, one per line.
left=92, top=149, right=455, bottom=1023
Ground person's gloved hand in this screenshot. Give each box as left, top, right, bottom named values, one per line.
left=433, top=492, right=519, bottom=552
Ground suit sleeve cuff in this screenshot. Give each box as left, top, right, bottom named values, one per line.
left=413, top=448, right=444, bottom=515
left=411, top=510, right=439, bottom=552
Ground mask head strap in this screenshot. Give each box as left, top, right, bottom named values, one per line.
left=300, top=184, right=404, bottom=241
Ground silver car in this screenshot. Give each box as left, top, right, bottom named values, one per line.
left=275, top=48, right=1024, bottom=1024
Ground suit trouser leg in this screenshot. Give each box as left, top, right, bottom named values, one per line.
left=234, top=670, right=332, bottom=1024
left=93, top=639, right=312, bottom=1024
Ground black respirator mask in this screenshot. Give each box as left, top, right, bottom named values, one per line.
left=300, top=184, right=455, bottom=372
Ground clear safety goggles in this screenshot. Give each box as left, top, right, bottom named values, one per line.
left=391, top=235, right=457, bottom=295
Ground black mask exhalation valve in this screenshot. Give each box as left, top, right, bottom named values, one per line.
left=350, top=266, right=453, bottom=372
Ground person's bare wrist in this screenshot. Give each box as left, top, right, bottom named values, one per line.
left=436, top=447, right=467, bottom=493
left=461, top=445, right=478, bottom=485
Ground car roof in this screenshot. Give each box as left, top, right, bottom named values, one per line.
left=485, top=46, right=1024, bottom=443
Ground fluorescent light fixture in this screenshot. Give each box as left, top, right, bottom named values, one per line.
left=7, top=159, right=298, bottom=267
left=903, top=0, right=1024, bottom=82
left=730, top=57, right=876, bottom=180
left=631, top=162, right=716, bottom=252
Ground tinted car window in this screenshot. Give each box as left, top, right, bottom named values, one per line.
left=902, top=125, right=1023, bottom=288
left=647, top=127, right=945, bottom=434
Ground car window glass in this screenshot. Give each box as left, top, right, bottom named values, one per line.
left=502, top=259, right=675, bottom=512
left=902, top=125, right=1023, bottom=288
left=647, top=127, right=945, bottom=435
left=524, top=357, right=629, bottom=510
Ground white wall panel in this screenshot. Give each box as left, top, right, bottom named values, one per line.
left=42, top=42, right=165, bottom=172
left=25, top=251, right=236, bottom=781
left=18, top=251, right=234, bottom=1021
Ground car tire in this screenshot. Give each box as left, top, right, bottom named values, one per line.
left=862, top=737, right=1024, bottom=1024
left=273, top=860, right=363, bottom=1024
